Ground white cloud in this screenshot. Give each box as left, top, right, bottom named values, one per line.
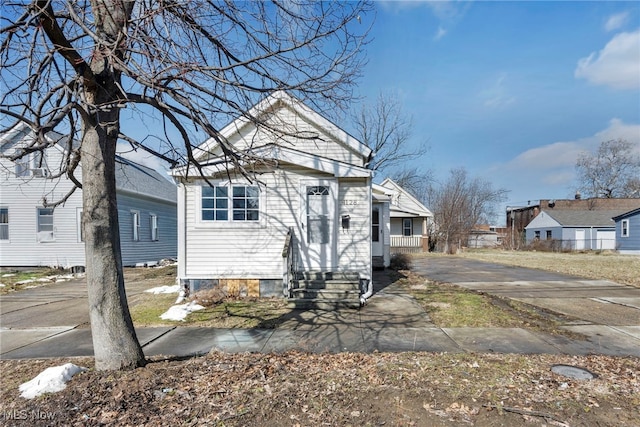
left=506, top=118, right=640, bottom=172
left=479, top=73, right=516, bottom=109
left=575, top=29, right=640, bottom=90
left=604, top=12, right=629, bottom=32
left=491, top=119, right=640, bottom=205
left=434, top=25, right=447, bottom=40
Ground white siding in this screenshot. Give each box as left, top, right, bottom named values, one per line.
left=199, top=105, right=366, bottom=166
left=0, top=146, right=86, bottom=267
left=182, top=169, right=371, bottom=280
left=337, top=179, right=371, bottom=277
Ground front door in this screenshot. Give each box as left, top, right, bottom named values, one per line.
left=372, top=204, right=383, bottom=257
left=300, top=180, right=336, bottom=270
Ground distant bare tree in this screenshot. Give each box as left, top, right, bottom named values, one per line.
left=353, top=92, right=427, bottom=173
left=1, top=0, right=371, bottom=370
left=389, top=166, right=433, bottom=201
left=575, top=139, right=640, bottom=198
left=427, top=168, right=508, bottom=253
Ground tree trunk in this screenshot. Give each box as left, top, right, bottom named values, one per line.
left=81, top=45, right=145, bottom=370
left=81, top=110, right=146, bottom=370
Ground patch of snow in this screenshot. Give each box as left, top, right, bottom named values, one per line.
left=15, top=279, right=35, bottom=285
left=160, top=301, right=205, bottom=321
left=19, top=363, right=87, bottom=399
left=2, top=273, right=16, bottom=277
left=145, top=284, right=180, bottom=294
left=175, top=290, right=186, bottom=304
left=0, top=283, right=5, bottom=287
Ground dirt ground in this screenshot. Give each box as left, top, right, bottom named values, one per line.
left=1, top=352, right=639, bottom=426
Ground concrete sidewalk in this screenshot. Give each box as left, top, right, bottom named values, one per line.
left=2, top=322, right=639, bottom=360
left=2, top=257, right=639, bottom=360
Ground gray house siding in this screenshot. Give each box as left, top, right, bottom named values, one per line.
left=117, top=192, right=178, bottom=266
left=614, top=209, right=640, bottom=254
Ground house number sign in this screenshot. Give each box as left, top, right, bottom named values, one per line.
left=341, top=200, right=359, bottom=206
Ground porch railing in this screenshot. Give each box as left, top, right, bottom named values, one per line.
left=390, top=235, right=423, bottom=248
left=282, top=227, right=295, bottom=298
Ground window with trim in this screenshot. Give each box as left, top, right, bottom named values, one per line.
left=0, top=208, right=8, bottom=240
left=546, top=230, right=552, bottom=240
left=202, top=185, right=259, bottom=222
left=132, top=211, right=140, bottom=241
left=150, top=214, right=158, bottom=241
left=403, top=218, right=413, bottom=237
left=37, top=208, right=54, bottom=242
left=15, top=151, right=46, bottom=177
left=621, top=219, right=629, bottom=237
left=534, top=230, right=540, bottom=240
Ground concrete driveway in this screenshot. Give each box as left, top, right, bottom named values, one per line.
left=0, top=276, right=152, bottom=329
left=411, top=256, right=640, bottom=328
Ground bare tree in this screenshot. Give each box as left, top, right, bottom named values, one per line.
left=353, top=91, right=427, bottom=173
left=427, top=168, right=508, bottom=254
left=575, top=139, right=640, bottom=198
left=1, top=1, right=371, bottom=370
left=389, top=166, right=433, bottom=201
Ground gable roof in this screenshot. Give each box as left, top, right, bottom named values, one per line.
left=537, top=209, right=629, bottom=228
left=612, top=206, right=640, bottom=221
left=1, top=123, right=175, bottom=203
left=115, top=156, right=176, bottom=203
left=379, top=178, right=433, bottom=217
left=193, top=91, right=372, bottom=163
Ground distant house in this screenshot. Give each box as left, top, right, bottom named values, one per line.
left=524, top=209, right=627, bottom=250
left=0, top=123, right=177, bottom=268
left=375, top=178, right=433, bottom=253
left=612, top=207, right=640, bottom=255
left=468, top=225, right=506, bottom=248
left=507, top=198, right=640, bottom=248
left=171, top=91, right=374, bottom=306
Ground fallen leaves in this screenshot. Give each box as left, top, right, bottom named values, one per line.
left=0, top=352, right=638, bottom=426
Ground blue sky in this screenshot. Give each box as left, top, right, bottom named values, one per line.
left=351, top=1, right=640, bottom=220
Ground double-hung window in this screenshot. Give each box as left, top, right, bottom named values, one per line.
left=0, top=208, right=8, bottom=240
left=621, top=219, right=629, bottom=237
left=403, top=218, right=413, bottom=237
left=202, top=185, right=259, bottom=222
left=37, top=208, right=54, bottom=242
left=150, top=214, right=159, bottom=241
left=132, top=211, right=140, bottom=241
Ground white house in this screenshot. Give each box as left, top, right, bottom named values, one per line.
left=171, top=92, right=374, bottom=307
left=375, top=178, right=433, bottom=253
left=0, top=124, right=177, bottom=268
left=524, top=209, right=624, bottom=251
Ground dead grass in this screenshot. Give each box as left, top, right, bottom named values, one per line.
left=0, top=268, right=77, bottom=295
left=449, top=249, right=639, bottom=288
left=1, top=352, right=638, bottom=426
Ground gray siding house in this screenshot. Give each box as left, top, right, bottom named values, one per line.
left=613, top=207, right=640, bottom=255
left=0, top=123, right=177, bottom=268
left=524, top=209, right=627, bottom=251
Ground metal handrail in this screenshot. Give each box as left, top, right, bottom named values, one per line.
left=282, top=227, right=295, bottom=298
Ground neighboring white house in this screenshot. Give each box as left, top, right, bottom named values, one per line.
left=0, top=123, right=177, bottom=268
left=171, top=92, right=374, bottom=305
left=374, top=178, right=433, bottom=253
left=612, top=207, right=640, bottom=255
left=524, top=209, right=625, bottom=251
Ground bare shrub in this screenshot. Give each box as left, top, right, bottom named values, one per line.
left=194, top=287, right=227, bottom=308
left=390, top=253, right=412, bottom=270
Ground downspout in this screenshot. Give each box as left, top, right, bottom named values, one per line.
left=360, top=278, right=373, bottom=306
